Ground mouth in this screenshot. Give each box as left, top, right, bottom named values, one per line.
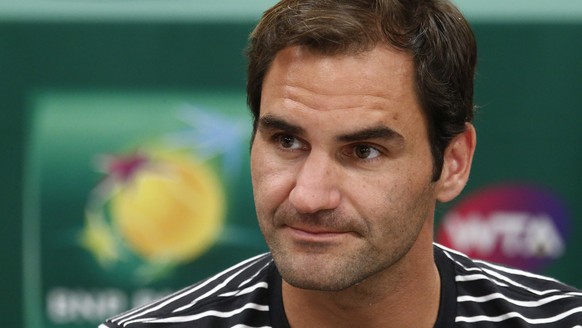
left=283, top=225, right=353, bottom=244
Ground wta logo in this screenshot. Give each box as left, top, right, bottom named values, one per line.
left=436, top=184, right=571, bottom=272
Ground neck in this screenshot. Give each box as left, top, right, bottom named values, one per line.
left=282, top=233, right=440, bottom=328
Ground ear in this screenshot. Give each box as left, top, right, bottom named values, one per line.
left=436, top=123, right=476, bottom=203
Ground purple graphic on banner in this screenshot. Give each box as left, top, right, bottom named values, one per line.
left=436, top=184, right=571, bottom=272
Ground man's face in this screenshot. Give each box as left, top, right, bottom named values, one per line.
left=250, top=45, right=438, bottom=291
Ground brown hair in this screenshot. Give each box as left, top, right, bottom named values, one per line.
left=246, top=0, right=477, bottom=181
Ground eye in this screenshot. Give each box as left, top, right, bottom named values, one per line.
left=275, top=134, right=304, bottom=150
left=353, top=144, right=381, bottom=160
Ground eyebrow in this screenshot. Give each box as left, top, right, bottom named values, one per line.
left=258, top=115, right=305, bottom=135
left=337, top=126, right=404, bottom=145
left=258, top=114, right=404, bottom=145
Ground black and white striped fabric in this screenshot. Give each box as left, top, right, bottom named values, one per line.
left=100, top=253, right=280, bottom=327
left=101, top=244, right=582, bottom=327
left=439, top=244, right=582, bottom=327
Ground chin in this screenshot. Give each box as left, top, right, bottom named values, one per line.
left=283, top=275, right=353, bottom=291
left=276, top=258, right=365, bottom=292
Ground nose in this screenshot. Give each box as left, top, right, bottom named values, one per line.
left=288, top=152, right=341, bottom=214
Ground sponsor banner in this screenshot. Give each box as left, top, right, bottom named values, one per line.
left=24, top=90, right=265, bottom=328
left=436, top=184, right=571, bottom=272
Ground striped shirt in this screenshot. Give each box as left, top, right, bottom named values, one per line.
left=101, top=244, right=582, bottom=327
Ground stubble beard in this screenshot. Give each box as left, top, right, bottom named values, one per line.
left=261, top=207, right=422, bottom=292
left=272, top=242, right=387, bottom=291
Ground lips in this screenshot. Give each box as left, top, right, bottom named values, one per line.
left=273, top=206, right=365, bottom=241
left=283, top=224, right=354, bottom=245
left=286, top=224, right=347, bottom=235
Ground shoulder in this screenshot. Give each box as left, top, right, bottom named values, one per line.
left=434, top=243, right=582, bottom=327
left=101, top=253, right=275, bottom=327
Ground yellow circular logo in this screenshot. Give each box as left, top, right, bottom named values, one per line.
left=81, top=148, right=226, bottom=277
left=110, top=150, right=225, bottom=264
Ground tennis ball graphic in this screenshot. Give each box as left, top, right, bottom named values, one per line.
left=109, top=151, right=225, bottom=264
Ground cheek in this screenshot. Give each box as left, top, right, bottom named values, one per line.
left=343, top=174, right=399, bottom=223
left=250, top=147, right=294, bottom=215
left=349, top=169, right=431, bottom=230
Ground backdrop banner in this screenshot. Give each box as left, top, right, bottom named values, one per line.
left=24, top=90, right=266, bottom=327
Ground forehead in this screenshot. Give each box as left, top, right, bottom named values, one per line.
left=260, top=45, right=425, bottom=137
left=263, top=45, right=416, bottom=110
